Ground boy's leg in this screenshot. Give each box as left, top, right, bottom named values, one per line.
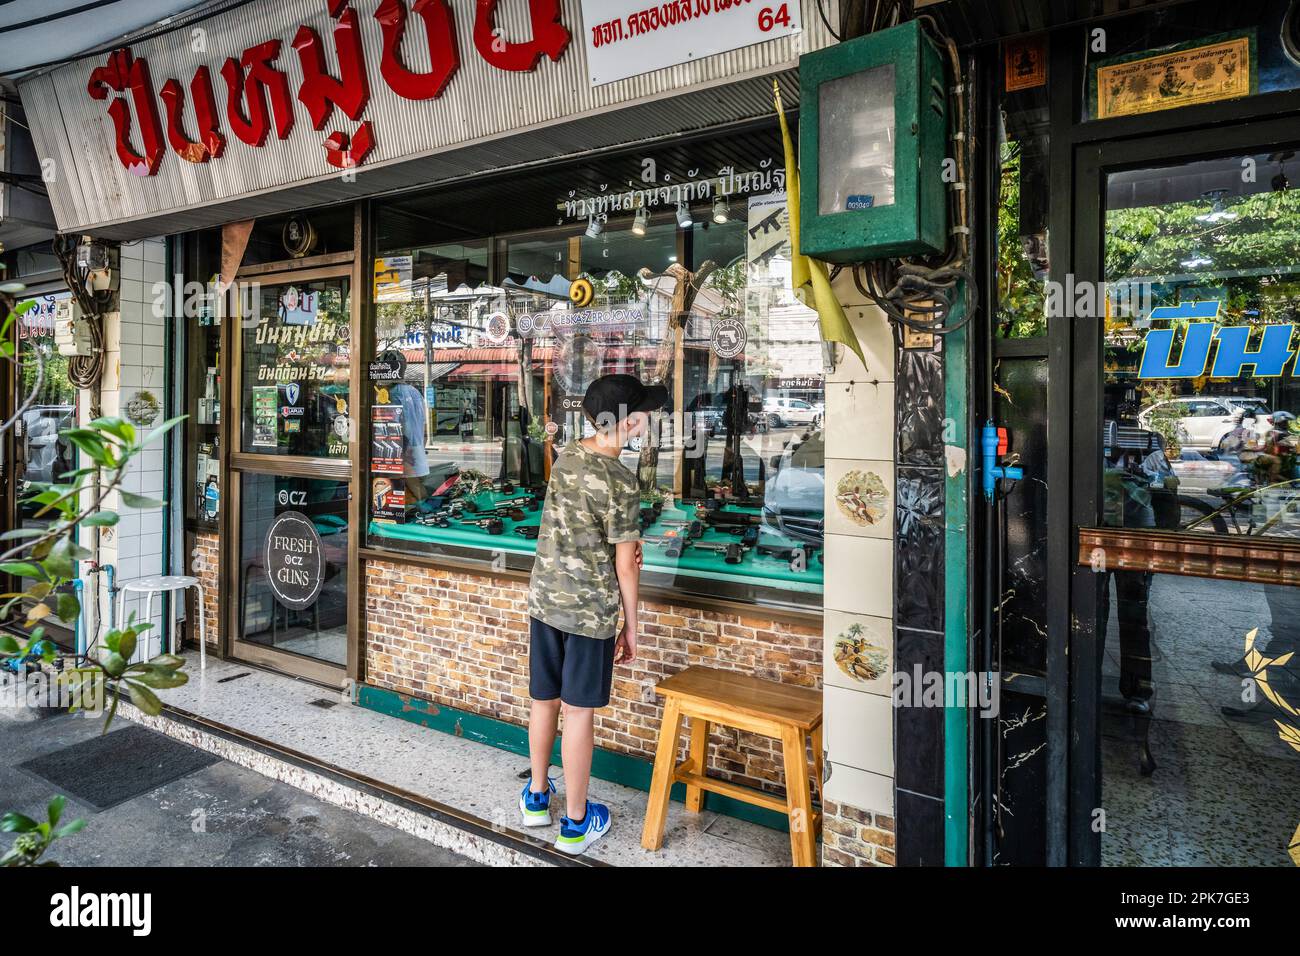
left=557, top=634, right=617, bottom=819
left=527, top=618, right=566, bottom=792
left=528, top=699, right=561, bottom=791
left=561, top=705, right=594, bottom=818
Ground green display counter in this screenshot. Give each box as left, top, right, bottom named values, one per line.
left=368, top=494, right=823, bottom=594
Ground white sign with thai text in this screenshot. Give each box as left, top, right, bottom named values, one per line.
left=581, top=0, right=802, bottom=86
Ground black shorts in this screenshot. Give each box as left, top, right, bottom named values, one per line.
left=528, top=617, right=617, bottom=708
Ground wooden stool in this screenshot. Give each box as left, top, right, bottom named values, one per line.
left=640, top=665, right=823, bottom=866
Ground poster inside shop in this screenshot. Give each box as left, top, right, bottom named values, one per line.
left=251, top=385, right=278, bottom=447
left=277, top=285, right=320, bottom=325
left=371, top=404, right=405, bottom=476
left=374, top=255, right=413, bottom=303
left=1091, top=31, right=1255, bottom=119
left=746, top=192, right=792, bottom=280
left=371, top=476, right=406, bottom=523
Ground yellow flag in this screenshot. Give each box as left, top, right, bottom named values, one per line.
left=775, top=80, right=867, bottom=370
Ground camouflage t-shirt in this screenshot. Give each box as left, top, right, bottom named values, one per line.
left=527, top=440, right=641, bottom=639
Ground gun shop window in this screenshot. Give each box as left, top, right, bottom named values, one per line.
left=363, top=127, right=830, bottom=610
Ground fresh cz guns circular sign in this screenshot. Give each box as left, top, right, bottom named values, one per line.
left=264, top=511, right=324, bottom=610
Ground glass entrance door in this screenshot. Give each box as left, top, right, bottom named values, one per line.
left=227, top=269, right=352, bottom=682
left=3, top=292, right=78, bottom=649
left=1073, top=133, right=1300, bottom=866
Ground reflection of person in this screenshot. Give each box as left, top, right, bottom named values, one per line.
left=1098, top=393, right=1177, bottom=714
left=1248, top=410, right=1297, bottom=485
left=459, top=400, right=475, bottom=441
left=1218, top=408, right=1255, bottom=456
left=521, top=374, right=665, bottom=855
left=378, top=351, right=429, bottom=502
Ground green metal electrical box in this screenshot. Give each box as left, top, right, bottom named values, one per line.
left=798, top=19, right=949, bottom=262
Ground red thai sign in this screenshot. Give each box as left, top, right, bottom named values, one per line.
left=86, top=0, right=572, bottom=177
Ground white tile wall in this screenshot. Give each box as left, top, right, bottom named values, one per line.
left=823, top=534, right=893, bottom=618
left=823, top=608, right=893, bottom=697
left=85, top=238, right=172, bottom=659
left=825, top=761, right=895, bottom=817
left=825, top=685, right=894, bottom=776
left=819, top=284, right=899, bottom=824
left=825, top=457, right=894, bottom=540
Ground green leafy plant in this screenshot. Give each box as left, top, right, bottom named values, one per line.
left=0, top=796, right=86, bottom=867
left=0, top=295, right=188, bottom=729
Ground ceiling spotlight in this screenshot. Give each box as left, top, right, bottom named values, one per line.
left=586, top=214, right=604, bottom=238
left=1180, top=253, right=1214, bottom=269
left=676, top=202, right=693, bottom=228
left=632, top=205, right=648, bottom=236
left=712, top=196, right=730, bottom=224
left=1194, top=189, right=1238, bottom=224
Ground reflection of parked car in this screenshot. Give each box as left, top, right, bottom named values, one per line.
left=1137, top=396, right=1272, bottom=451
left=763, top=397, right=822, bottom=428
left=762, top=429, right=824, bottom=545
left=22, top=405, right=75, bottom=484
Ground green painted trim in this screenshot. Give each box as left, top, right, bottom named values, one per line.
left=943, top=289, right=970, bottom=867
left=356, top=684, right=794, bottom=833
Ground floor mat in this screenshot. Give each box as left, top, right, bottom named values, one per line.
left=19, top=724, right=220, bottom=810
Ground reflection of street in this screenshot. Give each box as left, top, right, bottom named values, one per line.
left=421, top=425, right=820, bottom=489
left=1100, top=574, right=1300, bottom=866
left=1170, top=450, right=1300, bottom=536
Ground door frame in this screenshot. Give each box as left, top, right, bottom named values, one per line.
left=0, top=281, right=77, bottom=648
left=221, top=260, right=356, bottom=686
left=1064, top=114, right=1300, bottom=865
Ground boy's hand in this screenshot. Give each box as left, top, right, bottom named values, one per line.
left=614, top=623, right=637, bottom=664
left=634, top=541, right=644, bottom=569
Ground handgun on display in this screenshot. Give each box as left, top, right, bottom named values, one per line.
left=688, top=540, right=748, bottom=564
left=459, top=516, right=505, bottom=535
left=643, top=533, right=687, bottom=558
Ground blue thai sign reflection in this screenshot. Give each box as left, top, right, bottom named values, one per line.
left=1137, top=301, right=1298, bottom=379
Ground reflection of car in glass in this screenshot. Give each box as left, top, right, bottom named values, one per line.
left=1137, top=396, right=1272, bottom=451
left=22, top=405, right=75, bottom=485
left=684, top=397, right=724, bottom=437
left=763, top=397, right=822, bottom=428
left=1168, top=449, right=1241, bottom=494
left=762, top=429, right=824, bottom=545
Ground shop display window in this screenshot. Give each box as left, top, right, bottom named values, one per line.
left=364, top=132, right=827, bottom=608
left=181, top=229, right=223, bottom=531
left=238, top=276, right=351, bottom=458
left=1102, top=146, right=1300, bottom=538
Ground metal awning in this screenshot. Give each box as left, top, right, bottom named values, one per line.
left=0, top=0, right=216, bottom=79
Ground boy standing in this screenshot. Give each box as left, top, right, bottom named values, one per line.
left=521, top=374, right=665, bottom=855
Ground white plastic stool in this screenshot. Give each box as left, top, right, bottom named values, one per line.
left=115, top=575, right=206, bottom=671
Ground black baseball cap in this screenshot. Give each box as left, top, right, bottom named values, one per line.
left=582, top=374, right=667, bottom=425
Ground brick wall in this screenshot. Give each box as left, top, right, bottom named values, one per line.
left=821, top=800, right=895, bottom=866
left=191, top=531, right=220, bottom=646
left=364, top=559, right=821, bottom=799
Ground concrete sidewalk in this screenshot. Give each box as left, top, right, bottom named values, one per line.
left=0, top=706, right=476, bottom=867
left=118, top=654, right=797, bottom=866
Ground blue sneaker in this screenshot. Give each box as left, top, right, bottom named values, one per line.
left=555, top=800, right=611, bottom=855
left=519, top=777, right=555, bottom=828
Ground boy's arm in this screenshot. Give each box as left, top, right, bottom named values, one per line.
left=614, top=541, right=639, bottom=662
left=605, top=483, right=642, bottom=662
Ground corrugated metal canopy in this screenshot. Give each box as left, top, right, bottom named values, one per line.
left=0, top=0, right=217, bottom=79
left=17, top=0, right=833, bottom=241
